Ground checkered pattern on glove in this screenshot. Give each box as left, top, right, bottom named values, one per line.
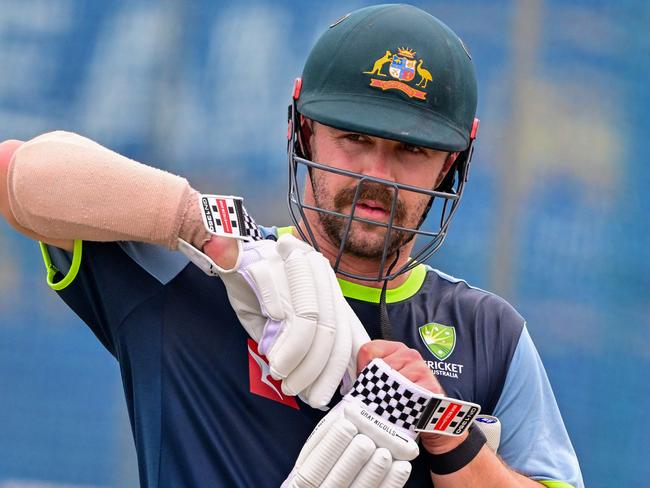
left=350, top=360, right=431, bottom=432
left=241, top=208, right=263, bottom=241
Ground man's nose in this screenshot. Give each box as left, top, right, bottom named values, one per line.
left=359, top=145, right=396, bottom=182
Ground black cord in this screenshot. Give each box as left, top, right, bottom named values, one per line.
left=379, top=249, right=401, bottom=340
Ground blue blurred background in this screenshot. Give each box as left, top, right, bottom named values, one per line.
left=0, top=0, right=648, bottom=486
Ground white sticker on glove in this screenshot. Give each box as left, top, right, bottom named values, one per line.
left=414, top=396, right=480, bottom=436
left=199, top=194, right=262, bottom=241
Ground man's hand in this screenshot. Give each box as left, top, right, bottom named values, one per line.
left=358, top=340, right=469, bottom=455
left=207, top=233, right=371, bottom=408
left=203, top=234, right=239, bottom=270
left=357, top=340, right=444, bottom=394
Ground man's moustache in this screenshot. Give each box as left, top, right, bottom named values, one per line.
left=334, top=185, right=406, bottom=222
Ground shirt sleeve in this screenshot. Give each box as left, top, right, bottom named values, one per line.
left=492, top=325, right=584, bottom=488
left=45, top=240, right=189, bottom=356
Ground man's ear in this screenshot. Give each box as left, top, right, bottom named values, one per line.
left=299, top=116, right=314, bottom=158
left=434, top=151, right=460, bottom=188
left=300, top=115, right=313, bottom=139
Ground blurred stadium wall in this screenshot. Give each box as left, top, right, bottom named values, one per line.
left=0, top=0, right=648, bottom=486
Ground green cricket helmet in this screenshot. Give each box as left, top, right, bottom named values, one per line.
left=287, top=3, right=479, bottom=282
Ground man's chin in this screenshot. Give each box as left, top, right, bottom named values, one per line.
left=339, top=232, right=400, bottom=260
left=320, top=216, right=408, bottom=259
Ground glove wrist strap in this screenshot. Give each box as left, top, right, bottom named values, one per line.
left=198, top=194, right=262, bottom=241
left=351, top=359, right=480, bottom=436
left=350, top=359, right=431, bottom=433
left=425, top=425, right=487, bottom=475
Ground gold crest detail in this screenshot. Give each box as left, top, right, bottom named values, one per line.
left=363, top=47, right=431, bottom=100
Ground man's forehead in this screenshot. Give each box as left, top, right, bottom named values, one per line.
left=311, top=119, right=448, bottom=153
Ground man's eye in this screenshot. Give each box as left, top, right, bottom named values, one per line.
left=343, top=133, right=366, bottom=143
left=403, top=144, right=424, bottom=154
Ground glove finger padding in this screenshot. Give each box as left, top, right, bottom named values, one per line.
left=282, top=250, right=338, bottom=397
left=321, top=434, right=375, bottom=487
left=292, top=418, right=358, bottom=487
left=277, top=234, right=362, bottom=408
left=266, top=247, right=320, bottom=380
left=376, top=462, right=412, bottom=488
left=350, top=448, right=392, bottom=488
left=297, top=266, right=353, bottom=406
left=240, top=256, right=314, bottom=380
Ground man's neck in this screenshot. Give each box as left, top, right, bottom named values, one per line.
left=294, top=223, right=414, bottom=289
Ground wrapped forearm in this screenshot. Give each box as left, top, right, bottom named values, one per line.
left=7, top=131, right=210, bottom=250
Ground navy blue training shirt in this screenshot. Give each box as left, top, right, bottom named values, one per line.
left=45, top=228, right=582, bottom=488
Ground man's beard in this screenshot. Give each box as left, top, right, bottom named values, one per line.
left=312, top=177, right=424, bottom=259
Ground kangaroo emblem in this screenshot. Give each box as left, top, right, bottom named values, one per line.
left=364, top=50, right=392, bottom=77
left=415, top=59, right=433, bottom=88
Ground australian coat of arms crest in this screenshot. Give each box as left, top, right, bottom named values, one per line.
left=363, top=47, right=432, bottom=100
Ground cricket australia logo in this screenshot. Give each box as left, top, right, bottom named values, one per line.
left=363, top=47, right=432, bottom=100
left=419, top=322, right=456, bottom=361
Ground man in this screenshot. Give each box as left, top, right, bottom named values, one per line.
left=0, top=4, right=582, bottom=488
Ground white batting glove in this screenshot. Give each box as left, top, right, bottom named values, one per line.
left=283, top=359, right=427, bottom=488
left=179, top=233, right=371, bottom=408
left=283, top=358, right=483, bottom=487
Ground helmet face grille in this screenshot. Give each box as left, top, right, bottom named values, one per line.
left=286, top=99, right=476, bottom=282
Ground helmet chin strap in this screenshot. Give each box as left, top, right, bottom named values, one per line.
left=378, top=249, right=401, bottom=340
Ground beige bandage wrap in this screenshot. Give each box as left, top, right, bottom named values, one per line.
left=7, top=131, right=211, bottom=250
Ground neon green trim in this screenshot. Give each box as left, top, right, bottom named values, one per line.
left=538, top=481, right=575, bottom=488
left=337, top=264, right=426, bottom=303
left=39, top=240, right=83, bottom=291
left=274, top=226, right=427, bottom=303
left=277, top=226, right=294, bottom=237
